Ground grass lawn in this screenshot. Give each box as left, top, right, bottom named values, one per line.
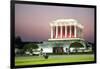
left=15, top=54, right=94, bottom=66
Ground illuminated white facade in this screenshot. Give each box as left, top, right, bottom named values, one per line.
left=38, top=19, right=86, bottom=53
left=48, top=19, right=84, bottom=41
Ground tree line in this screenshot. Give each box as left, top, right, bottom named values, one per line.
left=15, top=36, right=39, bottom=56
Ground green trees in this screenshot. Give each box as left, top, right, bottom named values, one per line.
left=15, top=36, right=24, bottom=55
left=15, top=36, right=39, bottom=56
left=15, top=36, right=23, bottom=49
left=70, top=42, right=84, bottom=53
left=23, top=43, right=39, bottom=55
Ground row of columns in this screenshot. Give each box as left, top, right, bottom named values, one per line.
left=50, top=25, right=77, bottom=39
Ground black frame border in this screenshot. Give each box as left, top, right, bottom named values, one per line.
left=10, top=0, right=97, bottom=68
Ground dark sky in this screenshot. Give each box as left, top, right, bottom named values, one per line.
left=15, top=4, right=95, bottom=43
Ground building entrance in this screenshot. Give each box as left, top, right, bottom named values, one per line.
left=53, top=47, right=64, bottom=53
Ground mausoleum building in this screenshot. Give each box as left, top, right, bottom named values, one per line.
left=38, top=19, right=86, bottom=53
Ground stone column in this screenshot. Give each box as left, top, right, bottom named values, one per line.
left=65, top=25, right=67, bottom=38
left=56, top=26, right=58, bottom=38
left=74, top=25, right=76, bottom=38
left=60, top=26, right=62, bottom=38
left=70, top=25, right=71, bottom=38
left=51, top=26, right=53, bottom=39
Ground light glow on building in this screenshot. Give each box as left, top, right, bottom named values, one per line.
left=48, top=19, right=84, bottom=41
left=38, top=19, right=86, bottom=53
